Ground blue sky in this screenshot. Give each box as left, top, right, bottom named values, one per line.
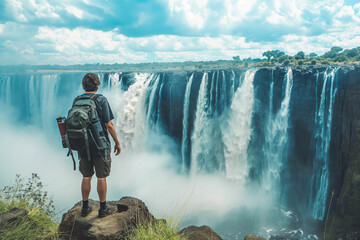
left=0, top=0, right=359, bottom=65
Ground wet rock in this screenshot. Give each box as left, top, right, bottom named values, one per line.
left=0, top=208, right=28, bottom=225
left=244, top=234, right=266, bottom=240
left=180, top=225, right=223, bottom=240
left=59, top=197, right=154, bottom=240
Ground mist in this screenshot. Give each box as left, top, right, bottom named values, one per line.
left=0, top=102, right=282, bottom=238
left=0, top=71, right=319, bottom=239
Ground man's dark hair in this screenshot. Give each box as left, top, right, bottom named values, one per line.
left=82, top=73, right=101, bottom=92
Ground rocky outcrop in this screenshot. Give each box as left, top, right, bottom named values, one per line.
left=0, top=208, right=28, bottom=225
left=180, top=225, right=223, bottom=240
left=59, top=197, right=154, bottom=240
left=59, top=197, right=224, bottom=240
left=244, top=235, right=266, bottom=240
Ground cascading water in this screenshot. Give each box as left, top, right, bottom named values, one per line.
left=262, top=69, right=293, bottom=192
left=1, top=66, right=348, bottom=240
left=309, top=68, right=338, bottom=220
left=181, top=73, right=194, bottom=172
left=191, top=72, right=209, bottom=173
left=0, top=74, right=61, bottom=132
left=145, top=74, right=161, bottom=131
left=222, top=70, right=256, bottom=181
left=114, top=73, right=153, bottom=151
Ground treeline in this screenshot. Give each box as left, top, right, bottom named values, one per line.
left=258, top=46, right=360, bottom=66
left=0, top=46, right=359, bottom=74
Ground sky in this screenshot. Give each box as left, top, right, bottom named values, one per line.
left=0, top=0, right=359, bottom=65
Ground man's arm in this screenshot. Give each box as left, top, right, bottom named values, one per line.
left=106, top=121, right=121, bottom=156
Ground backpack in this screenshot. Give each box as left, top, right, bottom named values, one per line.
left=65, top=94, right=109, bottom=165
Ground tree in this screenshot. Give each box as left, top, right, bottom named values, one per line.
left=331, top=46, right=343, bottom=53
left=294, top=51, right=305, bottom=60
left=263, top=50, right=275, bottom=62
left=273, top=50, right=285, bottom=58
left=278, top=55, right=289, bottom=63
left=335, top=55, right=347, bottom=62
left=346, top=48, right=358, bottom=58
left=323, top=50, right=337, bottom=58
left=232, top=56, right=240, bottom=61
left=309, top=53, right=318, bottom=58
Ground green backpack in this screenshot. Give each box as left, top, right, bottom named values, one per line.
left=65, top=94, right=109, bottom=165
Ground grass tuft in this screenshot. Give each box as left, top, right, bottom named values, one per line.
left=129, top=218, right=187, bottom=240
left=0, top=174, right=59, bottom=240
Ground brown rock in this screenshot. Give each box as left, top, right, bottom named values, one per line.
left=59, top=197, right=155, bottom=240
left=0, top=208, right=28, bottom=225
left=244, top=235, right=265, bottom=240
left=180, top=225, right=222, bottom=240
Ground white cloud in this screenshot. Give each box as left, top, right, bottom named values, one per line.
left=65, top=5, right=83, bottom=19
left=29, top=0, right=60, bottom=19
left=6, top=0, right=27, bottom=22
left=1, top=0, right=360, bottom=64
left=169, top=0, right=208, bottom=29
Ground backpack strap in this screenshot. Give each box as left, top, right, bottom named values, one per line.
left=90, top=94, right=101, bottom=101
left=72, top=94, right=100, bottom=106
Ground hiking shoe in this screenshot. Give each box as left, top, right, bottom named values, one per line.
left=98, top=205, right=117, bottom=218
left=81, top=204, right=93, bottom=217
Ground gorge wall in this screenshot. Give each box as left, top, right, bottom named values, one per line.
left=0, top=65, right=359, bottom=239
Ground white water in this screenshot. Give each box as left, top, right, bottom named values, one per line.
left=0, top=69, right=327, bottom=239
left=114, top=73, right=153, bottom=152
left=263, top=68, right=293, bottom=192
left=181, top=73, right=194, bottom=173
left=145, top=74, right=161, bottom=131
left=311, top=68, right=338, bottom=220
left=191, top=72, right=209, bottom=174
left=222, top=70, right=256, bottom=181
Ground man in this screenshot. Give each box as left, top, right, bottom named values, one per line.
left=76, top=73, right=121, bottom=218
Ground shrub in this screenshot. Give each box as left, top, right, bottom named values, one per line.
left=0, top=174, right=58, bottom=240
left=334, top=55, right=347, bottom=62
left=298, top=60, right=304, bottom=65
left=278, top=55, right=289, bottom=63
left=283, top=60, right=290, bottom=66
left=311, top=60, right=317, bottom=65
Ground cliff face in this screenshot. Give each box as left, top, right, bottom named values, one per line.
left=331, top=66, right=360, bottom=238
left=255, top=66, right=360, bottom=237
left=1, top=65, right=359, bottom=238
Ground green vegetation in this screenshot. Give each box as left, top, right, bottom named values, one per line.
left=0, top=46, right=359, bottom=73
left=129, top=219, right=187, bottom=240
left=0, top=174, right=59, bottom=240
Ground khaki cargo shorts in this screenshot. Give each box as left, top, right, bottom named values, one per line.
left=78, top=152, right=111, bottom=178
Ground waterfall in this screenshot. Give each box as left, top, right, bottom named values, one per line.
left=181, top=73, right=194, bottom=173
left=222, top=70, right=256, bottom=181
left=191, top=72, right=209, bottom=173
left=107, top=73, right=122, bottom=89
left=156, top=79, right=165, bottom=126
left=115, top=73, right=153, bottom=151
left=262, top=68, right=293, bottom=191
left=0, top=74, right=61, bottom=132
left=145, top=74, right=161, bottom=131
left=309, top=68, right=338, bottom=220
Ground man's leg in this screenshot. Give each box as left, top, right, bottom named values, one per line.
left=82, top=177, right=92, bottom=200
left=81, top=177, right=93, bottom=216
left=95, top=155, right=115, bottom=217
left=97, top=177, right=107, bottom=202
